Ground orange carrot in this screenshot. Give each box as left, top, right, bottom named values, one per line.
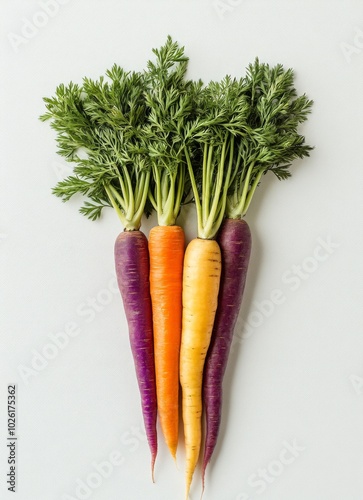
left=149, top=225, right=185, bottom=459
left=145, top=37, right=194, bottom=459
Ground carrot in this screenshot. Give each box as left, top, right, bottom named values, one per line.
left=180, top=76, right=243, bottom=495
left=202, top=218, right=251, bottom=487
left=40, top=66, right=159, bottom=478
left=201, top=60, right=313, bottom=488
left=144, top=37, right=198, bottom=459
left=149, top=225, right=184, bottom=458
left=115, top=230, right=157, bottom=476
left=180, top=237, right=221, bottom=499
left=179, top=71, right=260, bottom=497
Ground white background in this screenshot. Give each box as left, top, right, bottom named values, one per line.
left=1, top=1, right=363, bottom=499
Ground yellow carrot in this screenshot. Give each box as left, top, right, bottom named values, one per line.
left=180, top=238, right=221, bottom=498
left=179, top=85, right=235, bottom=498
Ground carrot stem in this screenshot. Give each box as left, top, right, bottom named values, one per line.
left=134, top=171, right=146, bottom=209
left=133, top=170, right=150, bottom=226
left=243, top=169, right=263, bottom=216
left=203, top=137, right=228, bottom=238
left=202, top=143, right=212, bottom=227
left=212, top=137, right=235, bottom=232
left=153, top=164, right=163, bottom=216
left=118, top=163, right=134, bottom=221
left=173, top=165, right=185, bottom=220
left=229, top=163, right=254, bottom=219
left=185, top=148, right=203, bottom=232
left=148, top=190, right=158, bottom=211
left=104, top=185, right=128, bottom=228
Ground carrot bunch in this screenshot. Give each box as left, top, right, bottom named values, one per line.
left=41, top=37, right=312, bottom=499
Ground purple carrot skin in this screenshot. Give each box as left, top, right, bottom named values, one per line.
left=202, top=218, right=251, bottom=487
left=114, top=230, right=157, bottom=480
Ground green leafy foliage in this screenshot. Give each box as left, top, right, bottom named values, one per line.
left=143, top=36, right=203, bottom=225
left=41, top=68, right=150, bottom=229
left=226, top=59, right=313, bottom=218
left=178, top=58, right=312, bottom=233
left=41, top=38, right=313, bottom=230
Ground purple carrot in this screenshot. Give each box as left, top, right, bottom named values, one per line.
left=114, top=230, right=157, bottom=480
left=202, top=218, right=251, bottom=486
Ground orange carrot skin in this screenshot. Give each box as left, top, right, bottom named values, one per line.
left=114, top=230, right=157, bottom=477
left=149, top=225, right=185, bottom=459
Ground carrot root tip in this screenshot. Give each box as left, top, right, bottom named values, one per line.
left=201, top=472, right=205, bottom=498
left=172, top=451, right=178, bottom=469
left=151, top=454, right=156, bottom=483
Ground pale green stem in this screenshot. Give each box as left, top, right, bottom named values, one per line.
left=237, top=156, right=250, bottom=200
left=227, top=135, right=234, bottom=189
left=184, top=148, right=203, bottom=236
left=115, top=168, right=128, bottom=208
left=160, top=173, right=175, bottom=226
left=203, top=144, right=214, bottom=227
left=237, top=171, right=245, bottom=200
left=104, top=185, right=128, bottom=228
left=121, top=164, right=134, bottom=221
left=229, top=143, right=242, bottom=186
left=203, top=139, right=227, bottom=237
left=152, top=164, right=162, bottom=216
left=231, top=163, right=254, bottom=218
left=148, top=190, right=158, bottom=211
left=134, top=171, right=146, bottom=209
left=161, top=170, right=170, bottom=208
left=207, top=137, right=234, bottom=238
left=233, top=182, right=239, bottom=206
left=226, top=197, right=232, bottom=216
left=132, top=170, right=150, bottom=229
left=242, top=170, right=263, bottom=216
left=173, top=163, right=185, bottom=221
left=108, top=184, right=126, bottom=212
left=202, top=143, right=208, bottom=226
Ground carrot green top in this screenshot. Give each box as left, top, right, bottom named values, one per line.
left=40, top=67, right=150, bottom=231
left=226, top=60, right=313, bottom=219
left=41, top=41, right=313, bottom=233
left=41, top=37, right=199, bottom=230
left=183, top=76, right=251, bottom=240
left=184, top=61, right=313, bottom=238
left=143, top=36, right=200, bottom=227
